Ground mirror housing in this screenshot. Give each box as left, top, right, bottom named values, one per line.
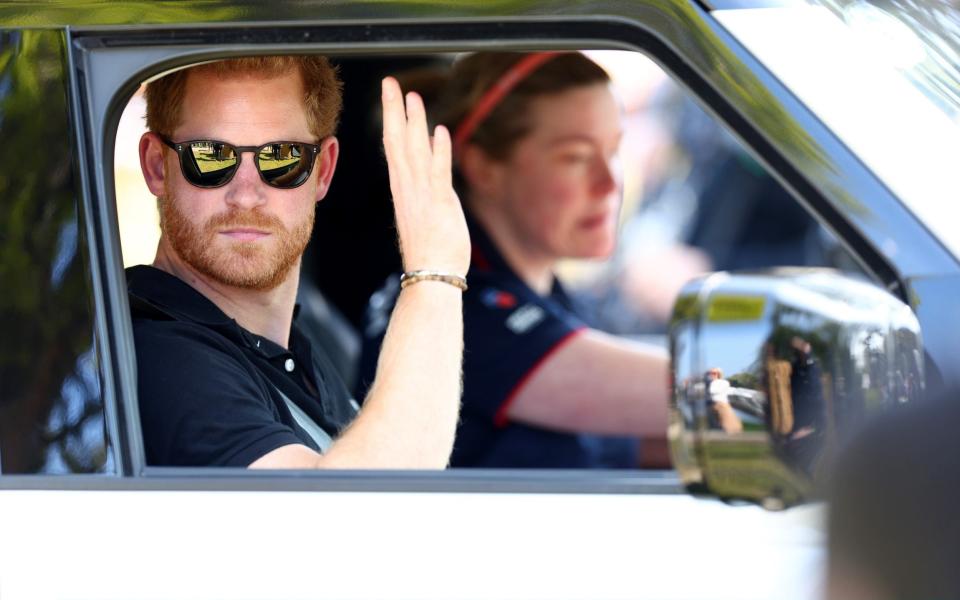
left=668, top=268, right=923, bottom=509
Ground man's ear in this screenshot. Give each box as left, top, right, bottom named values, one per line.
left=313, top=136, right=340, bottom=202
left=458, top=144, right=503, bottom=199
left=139, top=132, right=168, bottom=197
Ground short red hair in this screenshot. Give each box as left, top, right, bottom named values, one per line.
left=145, top=55, right=343, bottom=140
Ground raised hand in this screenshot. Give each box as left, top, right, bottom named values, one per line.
left=381, top=76, right=470, bottom=277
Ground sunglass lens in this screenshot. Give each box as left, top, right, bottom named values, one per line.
left=184, top=142, right=238, bottom=187
left=257, top=143, right=312, bottom=188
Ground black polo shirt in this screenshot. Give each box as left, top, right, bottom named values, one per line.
left=358, top=218, right=638, bottom=469
left=128, top=265, right=357, bottom=467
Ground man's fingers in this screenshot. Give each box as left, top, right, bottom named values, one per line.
left=381, top=75, right=467, bottom=275
left=381, top=77, right=410, bottom=193
left=404, top=91, right=432, bottom=184
left=381, top=77, right=407, bottom=146
left=431, top=125, right=453, bottom=203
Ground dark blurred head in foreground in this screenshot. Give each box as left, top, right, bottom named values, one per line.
left=827, top=390, right=960, bottom=600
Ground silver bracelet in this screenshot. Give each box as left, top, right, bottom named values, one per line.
left=399, top=270, right=468, bottom=292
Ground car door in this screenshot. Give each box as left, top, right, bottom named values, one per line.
left=3, top=1, right=955, bottom=598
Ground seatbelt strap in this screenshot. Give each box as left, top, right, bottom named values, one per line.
left=271, top=385, right=334, bottom=452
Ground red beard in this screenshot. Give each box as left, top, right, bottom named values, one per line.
left=159, top=193, right=314, bottom=292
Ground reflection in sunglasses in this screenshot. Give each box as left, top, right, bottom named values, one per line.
left=192, top=143, right=237, bottom=174
left=162, top=137, right=320, bottom=189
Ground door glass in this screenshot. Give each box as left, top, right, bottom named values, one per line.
left=113, top=50, right=862, bottom=472
left=0, top=30, right=112, bottom=475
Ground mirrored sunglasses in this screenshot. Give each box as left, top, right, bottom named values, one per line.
left=160, top=137, right=322, bottom=189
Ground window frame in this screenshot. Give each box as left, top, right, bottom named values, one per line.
left=58, top=8, right=943, bottom=491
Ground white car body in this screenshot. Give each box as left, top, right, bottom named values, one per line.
left=0, top=489, right=823, bottom=599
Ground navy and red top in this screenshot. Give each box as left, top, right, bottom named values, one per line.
left=357, top=218, right=637, bottom=468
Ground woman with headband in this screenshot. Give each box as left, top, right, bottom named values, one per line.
left=359, top=52, right=670, bottom=468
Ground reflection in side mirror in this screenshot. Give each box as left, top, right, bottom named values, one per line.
left=668, top=269, right=923, bottom=509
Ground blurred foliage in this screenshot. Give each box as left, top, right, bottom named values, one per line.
left=0, top=1, right=551, bottom=26
left=0, top=29, right=107, bottom=474
left=728, top=371, right=759, bottom=389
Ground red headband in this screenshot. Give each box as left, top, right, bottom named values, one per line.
left=452, top=52, right=560, bottom=156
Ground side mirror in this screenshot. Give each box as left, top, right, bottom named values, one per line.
left=668, top=269, right=923, bottom=509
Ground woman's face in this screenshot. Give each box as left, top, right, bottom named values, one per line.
left=486, top=83, right=623, bottom=261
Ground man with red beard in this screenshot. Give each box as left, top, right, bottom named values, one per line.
left=128, top=56, right=469, bottom=468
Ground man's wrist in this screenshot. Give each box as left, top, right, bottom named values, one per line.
left=400, top=270, right=468, bottom=292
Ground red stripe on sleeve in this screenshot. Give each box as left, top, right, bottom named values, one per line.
left=492, top=326, right=588, bottom=428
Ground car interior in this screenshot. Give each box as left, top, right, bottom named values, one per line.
left=113, top=49, right=864, bottom=472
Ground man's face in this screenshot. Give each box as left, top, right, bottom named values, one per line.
left=158, top=69, right=323, bottom=291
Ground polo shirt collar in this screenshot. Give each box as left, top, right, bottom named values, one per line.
left=127, top=265, right=235, bottom=327
left=126, top=265, right=301, bottom=357
left=466, top=212, right=568, bottom=300
left=467, top=213, right=516, bottom=279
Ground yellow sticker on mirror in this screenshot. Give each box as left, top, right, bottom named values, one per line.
left=707, top=295, right=766, bottom=322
